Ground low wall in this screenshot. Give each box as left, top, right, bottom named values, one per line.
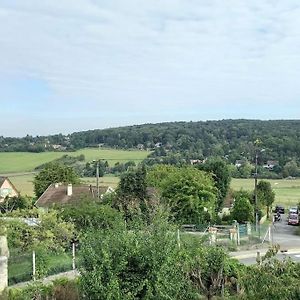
left=0, top=256, right=8, bottom=293
left=0, top=236, right=8, bottom=294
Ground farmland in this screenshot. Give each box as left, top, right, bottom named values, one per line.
left=0, top=148, right=148, bottom=196
left=231, top=178, right=300, bottom=207
left=0, top=148, right=150, bottom=173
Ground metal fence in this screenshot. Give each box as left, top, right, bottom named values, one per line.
left=180, top=222, right=271, bottom=250
left=8, top=244, right=79, bottom=286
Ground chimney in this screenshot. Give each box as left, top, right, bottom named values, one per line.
left=67, top=184, right=72, bottom=196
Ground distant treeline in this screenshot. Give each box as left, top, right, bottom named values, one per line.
left=2, top=119, right=300, bottom=169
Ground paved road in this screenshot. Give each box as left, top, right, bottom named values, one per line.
left=269, top=214, right=300, bottom=248
left=231, top=214, right=300, bottom=264
left=232, top=249, right=300, bottom=265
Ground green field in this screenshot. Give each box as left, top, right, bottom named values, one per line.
left=9, top=174, right=36, bottom=196
left=231, top=178, right=300, bottom=207
left=1, top=148, right=147, bottom=196
left=0, top=148, right=150, bottom=173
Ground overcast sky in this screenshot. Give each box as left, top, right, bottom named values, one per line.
left=1, top=0, right=300, bottom=136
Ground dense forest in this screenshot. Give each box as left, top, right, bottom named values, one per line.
left=1, top=119, right=300, bottom=169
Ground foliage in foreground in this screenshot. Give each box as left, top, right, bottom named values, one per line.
left=79, top=212, right=197, bottom=300
left=4, top=278, right=81, bottom=300
left=240, top=248, right=300, bottom=299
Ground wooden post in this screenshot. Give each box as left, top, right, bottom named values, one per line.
left=72, top=243, right=76, bottom=270
left=32, top=250, right=36, bottom=281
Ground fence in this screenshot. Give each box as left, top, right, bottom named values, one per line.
left=8, top=243, right=79, bottom=286
left=181, top=222, right=271, bottom=250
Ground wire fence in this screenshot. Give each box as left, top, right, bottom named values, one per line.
left=180, top=222, right=272, bottom=250
left=8, top=245, right=80, bottom=286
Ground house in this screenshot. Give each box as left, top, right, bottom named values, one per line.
left=137, top=144, right=144, bottom=150
left=234, top=160, right=244, bottom=168
left=190, top=159, right=205, bottom=165
left=0, top=177, right=19, bottom=202
left=35, top=183, right=114, bottom=208
left=263, top=160, right=279, bottom=171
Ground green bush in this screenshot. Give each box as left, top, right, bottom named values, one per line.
left=7, top=279, right=81, bottom=300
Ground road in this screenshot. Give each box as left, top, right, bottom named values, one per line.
left=231, top=214, right=300, bottom=264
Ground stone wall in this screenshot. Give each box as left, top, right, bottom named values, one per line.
left=0, top=235, right=9, bottom=293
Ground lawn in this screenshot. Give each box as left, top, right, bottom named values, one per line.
left=0, top=148, right=150, bottom=174
left=9, top=173, right=36, bottom=196
left=231, top=178, right=300, bottom=207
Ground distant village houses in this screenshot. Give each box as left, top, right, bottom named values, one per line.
left=263, top=160, right=279, bottom=170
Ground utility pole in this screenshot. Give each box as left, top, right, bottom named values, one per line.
left=96, top=161, right=100, bottom=199
left=254, top=152, right=258, bottom=233
left=254, top=142, right=264, bottom=239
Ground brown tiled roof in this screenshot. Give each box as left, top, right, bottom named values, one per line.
left=35, top=184, right=109, bottom=208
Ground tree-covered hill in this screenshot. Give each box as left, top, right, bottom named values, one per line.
left=2, top=119, right=300, bottom=168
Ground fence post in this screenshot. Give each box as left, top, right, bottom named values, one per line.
left=236, top=223, right=240, bottom=246
left=72, top=242, right=76, bottom=270
left=229, top=228, right=237, bottom=244
left=177, top=229, right=181, bottom=249
left=32, top=250, right=36, bottom=281
left=246, top=222, right=251, bottom=235
left=208, top=227, right=217, bottom=245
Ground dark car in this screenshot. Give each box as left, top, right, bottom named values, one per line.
left=274, top=205, right=285, bottom=214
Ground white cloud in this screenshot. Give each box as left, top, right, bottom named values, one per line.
left=1, top=0, right=300, bottom=135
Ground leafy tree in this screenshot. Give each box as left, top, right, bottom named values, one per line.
left=83, top=160, right=107, bottom=177
left=118, top=165, right=147, bottom=200
left=8, top=211, right=74, bottom=251
left=147, top=165, right=217, bottom=224
left=240, top=247, right=300, bottom=299
left=0, top=195, right=33, bottom=214
left=231, top=196, right=253, bottom=223
left=282, top=160, right=300, bottom=177
left=257, top=180, right=275, bottom=218
left=60, top=200, right=124, bottom=231
left=33, top=162, right=80, bottom=198
left=188, top=246, right=240, bottom=300
left=197, top=158, right=231, bottom=211
left=113, top=166, right=150, bottom=220
left=79, top=212, right=196, bottom=300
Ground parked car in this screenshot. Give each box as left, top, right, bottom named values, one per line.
left=274, top=205, right=285, bottom=214
left=288, top=213, right=299, bottom=225
left=289, top=207, right=299, bottom=215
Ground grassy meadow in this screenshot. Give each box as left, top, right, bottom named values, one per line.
left=0, top=148, right=150, bottom=174
left=231, top=178, right=300, bottom=207
left=1, top=148, right=148, bottom=196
